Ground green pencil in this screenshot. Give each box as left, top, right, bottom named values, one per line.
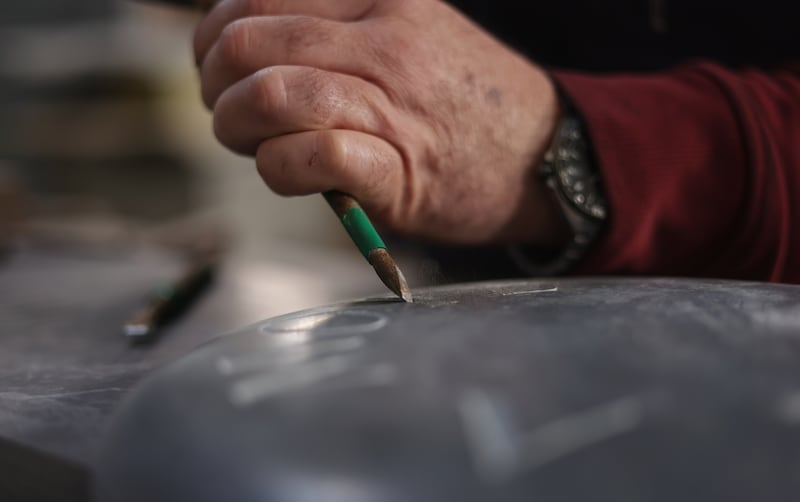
left=324, top=191, right=413, bottom=302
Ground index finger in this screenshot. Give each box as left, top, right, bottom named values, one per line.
left=194, top=0, right=378, bottom=66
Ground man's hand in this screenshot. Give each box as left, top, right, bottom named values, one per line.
left=194, top=0, right=566, bottom=246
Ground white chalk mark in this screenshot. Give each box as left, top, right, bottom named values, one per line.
left=457, top=389, right=520, bottom=483
left=775, top=391, right=800, bottom=424
left=229, top=355, right=352, bottom=407
left=0, top=387, right=125, bottom=401
left=459, top=392, right=645, bottom=484
left=750, top=308, right=800, bottom=331
left=216, top=337, right=365, bottom=376
left=517, top=396, right=644, bottom=472
left=503, top=287, right=559, bottom=296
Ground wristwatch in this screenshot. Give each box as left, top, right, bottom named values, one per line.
left=509, top=105, right=608, bottom=276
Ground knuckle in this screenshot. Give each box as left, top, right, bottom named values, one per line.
left=367, top=20, right=426, bottom=78
left=280, top=16, right=331, bottom=56
left=218, top=19, right=252, bottom=69
left=315, top=132, right=349, bottom=178
left=252, top=69, right=288, bottom=115
left=291, top=69, right=339, bottom=127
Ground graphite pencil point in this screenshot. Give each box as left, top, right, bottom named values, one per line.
left=369, top=248, right=413, bottom=303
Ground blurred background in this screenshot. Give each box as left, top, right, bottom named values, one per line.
left=0, top=0, right=434, bottom=336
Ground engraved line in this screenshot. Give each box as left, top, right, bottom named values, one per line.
left=502, top=287, right=559, bottom=296
left=518, top=396, right=644, bottom=472
left=0, top=387, right=125, bottom=401
left=457, top=389, right=520, bottom=483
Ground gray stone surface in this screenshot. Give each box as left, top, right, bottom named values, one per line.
left=97, top=278, right=800, bottom=502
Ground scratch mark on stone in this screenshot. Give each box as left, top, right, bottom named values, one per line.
left=0, top=387, right=125, bottom=401
left=517, top=395, right=644, bottom=472
left=457, top=389, right=519, bottom=483
left=458, top=392, right=644, bottom=484
left=503, top=287, right=558, bottom=296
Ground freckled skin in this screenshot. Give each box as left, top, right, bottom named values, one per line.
left=195, top=0, right=569, bottom=247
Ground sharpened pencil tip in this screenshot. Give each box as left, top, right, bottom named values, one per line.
left=368, top=248, right=414, bottom=303
left=393, top=262, right=413, bottom=303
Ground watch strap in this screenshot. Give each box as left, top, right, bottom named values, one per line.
left=509, top=102, right=608, bottom=276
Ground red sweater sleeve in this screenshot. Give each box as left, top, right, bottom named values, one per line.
left=551, top=62, right=800, bottom=283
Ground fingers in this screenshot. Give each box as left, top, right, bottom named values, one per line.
left=199, top=15, right=371, bottom=108
left=214, top=66, right=391, bottom=155
left=255, top=129, right=405, bottom=221
left=194, top=0, right=378, bottom=64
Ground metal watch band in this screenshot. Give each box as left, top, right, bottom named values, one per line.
left=509, top=109, right=608, bottom=276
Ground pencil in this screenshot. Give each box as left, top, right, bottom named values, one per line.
left=324, top=191, right=412, bottom=302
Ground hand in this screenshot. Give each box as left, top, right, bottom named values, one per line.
left=194, top=0, right=567, bottom=246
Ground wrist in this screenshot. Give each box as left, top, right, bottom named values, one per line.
left=499, top=67, right=571, bottom=247
left=511, top=92, right=609, bottom=275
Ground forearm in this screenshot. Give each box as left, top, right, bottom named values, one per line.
left=552, top=61, right=800, bottom=283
